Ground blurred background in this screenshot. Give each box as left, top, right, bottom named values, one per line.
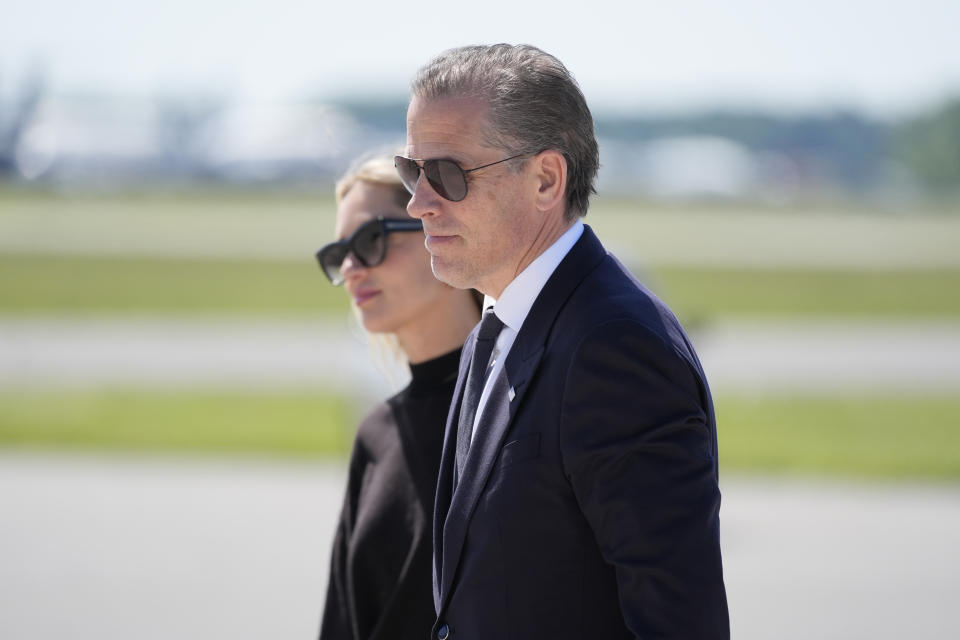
left=1, top=1, right=958, bottom=639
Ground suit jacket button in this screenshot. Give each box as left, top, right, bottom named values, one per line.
left=437, top=623, right=450, bottom=640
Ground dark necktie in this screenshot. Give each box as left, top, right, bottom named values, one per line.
left=455, top=308, right=505, bottom=478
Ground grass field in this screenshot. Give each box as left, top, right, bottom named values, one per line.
left=2, top=253, right=959, bottom=320
left=0, top=390, right=355, bottom=459
left=716, top=394, right=960, bottom=479
left=651, top=266, right=960, bottom=320
left=0, top=390, right=957, bottom=480
left=0, top=253, right=346, bottom=315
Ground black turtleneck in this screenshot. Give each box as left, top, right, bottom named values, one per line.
left=319, top=347, right=463, bottom=640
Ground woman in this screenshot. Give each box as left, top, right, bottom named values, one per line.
left=316, top=155, right=480, bottom=640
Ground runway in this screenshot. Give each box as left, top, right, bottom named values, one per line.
left=3, top=316, right=960, bottom=395
left=1, top=452, right=957, bottom=640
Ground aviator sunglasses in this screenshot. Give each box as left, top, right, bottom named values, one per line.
left=316, top=216, right=424, bottom=286
left=394, top=154, right=526, bottom=202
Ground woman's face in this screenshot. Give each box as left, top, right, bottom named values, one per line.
left=334, top=181, right=450, bottom=336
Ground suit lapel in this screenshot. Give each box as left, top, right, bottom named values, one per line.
left=438, top=343, right=544, bottom=599
left=433, top=333, right=473, bottom=609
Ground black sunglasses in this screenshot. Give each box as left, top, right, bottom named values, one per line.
left=394, top=154, right=526, bottom=202
left=316, top=216, right=424, bottom=285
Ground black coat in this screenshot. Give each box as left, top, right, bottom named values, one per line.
left=433, top=226, right=729, bottom=639
left=320, top=348, right=461, bottom=640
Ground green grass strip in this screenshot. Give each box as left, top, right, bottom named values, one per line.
left=1, top=390, right=957, bottom=479
left=2, top=253, right=959, bottom=318
left=0, top=253, right=348, bottom=314
left=0, top=390, right=355, bottom=458
left=650, top=266, right=960, bottom=320
left=717, top=393, right=960, bottom=480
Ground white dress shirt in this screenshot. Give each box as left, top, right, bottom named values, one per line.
left=471, top=220, right=585, bottom=438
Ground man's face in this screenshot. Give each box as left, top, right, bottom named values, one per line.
left=405, top=95, right=538, bottom=297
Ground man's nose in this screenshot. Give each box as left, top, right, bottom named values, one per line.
left=406, top=172, right=441, bottom=219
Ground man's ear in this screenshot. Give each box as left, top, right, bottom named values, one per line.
left=533, top=150, right=567, bottom=213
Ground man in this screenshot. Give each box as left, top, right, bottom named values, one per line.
left=396, top=44, right=729, bottom=639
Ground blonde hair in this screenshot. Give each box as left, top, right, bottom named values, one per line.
left=335, top=154, right=409, bottom=208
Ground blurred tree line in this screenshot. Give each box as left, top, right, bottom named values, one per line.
left=895, top=99, right=960, bottom=193
left=2, top=80, right=958, bottom=200
left=331, top=95, right=960, bottom=200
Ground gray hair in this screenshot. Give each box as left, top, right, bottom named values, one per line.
left=411, top=44, right=599, bottom=220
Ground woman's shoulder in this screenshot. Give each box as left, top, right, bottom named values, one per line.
left=355, top=399, right=400, bottom=440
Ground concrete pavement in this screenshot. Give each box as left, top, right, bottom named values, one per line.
left=4, top=317, right=960, bottom=394
left=1, top=452, right=958, bottom=640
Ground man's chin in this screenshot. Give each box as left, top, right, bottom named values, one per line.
left=430, top=256, right=473, bottom=290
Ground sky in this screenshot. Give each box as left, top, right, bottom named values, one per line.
left=2, top=0, right=960, bottom=117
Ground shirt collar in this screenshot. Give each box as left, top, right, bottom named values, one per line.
left=484, top=219, right=584, bottom=332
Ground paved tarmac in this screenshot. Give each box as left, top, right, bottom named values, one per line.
left=4, top=317, right=960, bottom=395
left=1, top=452, right=958, bottom=640
left=2, top=316, right=958, bottom=638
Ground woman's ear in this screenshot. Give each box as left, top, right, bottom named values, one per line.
left=533, top=150, right=567, bottom=213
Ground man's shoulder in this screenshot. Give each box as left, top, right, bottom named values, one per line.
left=523, top=227, right=695, bottom=363
left=548, top=252, right=710, bottom=398
left=562, top=251, right=681, bottom=341
left=560, top=228, right=667, bottom=317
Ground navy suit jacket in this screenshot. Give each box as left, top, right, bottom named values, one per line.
left=432, top=226, right=729, bottom=639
